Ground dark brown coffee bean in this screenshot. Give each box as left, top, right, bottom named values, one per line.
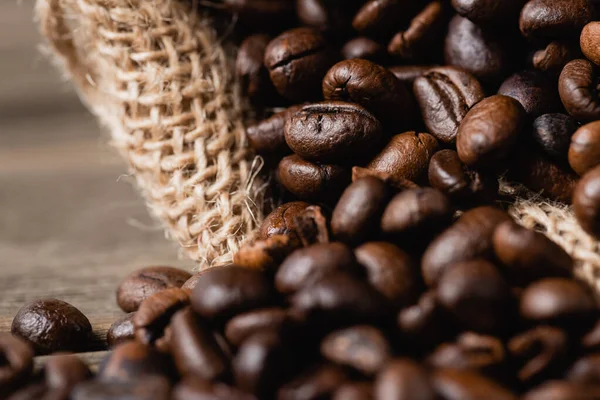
left=236, top=34, right=273, bottom=103
left=133, top=287, right=189, bottom=346
left=508, top=326, right=569, bottom=385
left=233, top=235, right=300, bottom=273
left=414, top=66, right=485, bottom=143
left=522, top=381, right=600, bottom=400
left=520, top=0, right=592, bottom=40
left=520, top=278, right=596, bottom=329
left=531, top=41, right=580, bottom=75
left=582, top=320, right=600, bottom=351
left=264, top=28, right=334, bottom=101
left=389, top=65, right=436, bottom=85
left=457, top=95, right=525, bottom=167
left=421, top=206, right=510, bottom=287
left=375, top=359, right=437, bottom=400
left=432, top=368, right=517, bottom=400
left=173, top=377, right=256, bottom=400
left=191, top=265, right=274, bottom=321
left=246, top=106, right=301, bottom=158
left=567, top=354, right=600, bottom=384
left=276, top=242, right=359, bottom=294
left=292, top=205, right=330, bottom=247
left=331, top=177, right=391, bottom=245
left=354, top=242, right=419, bottom=308
left=71, top=376, right=171, bottom=400
left=498, top=70, right=562, bottom=118
left=98, top=341, right=173, bottom=381
left=451, top=0, right=523, bottom=26
left=559, top=59, right=600, bottom=122
left=352, top=0, right=416, bottom=39
left=116, top=266, right=191, bottom=313
left=11, top=299, right=92, bottom=355
left=225, top=308, right=289, bottom=348
left=278, top=155, right=350, bottom=201
left=181, top=268, right=216, bottom=292
left=333, top=382, right=373, bottom=400
left=285, top=101, right=383, bottom=163
left=322, top=59, right=412, bottom=128
left=437, top=259, right=512, bottom=334
left=43, top=354, right=91, bottom=393
left=397, top=291, right=448, bottom=350
left=367, top=132, right=439, bottom=184
left=581, top=22, right=600, bottom=66
left=296, top=0, right=358, bottom=36
left=569, top=121, right=600, bottom=175
left=0, top=334, right=34, bottom=397
left=321, top=326, right=391, bottom=375
left=278, top=364, right=349, bottom=400
left=351, top=166, right=420, bottom=191
left=341, top=37, right=386, bottom=62
left=107, top=313, right=135, bottom=349
left=573, top=165, right=600, bottom=238
left=532, top=113, right=579, bottom=161
left=492, top=221, right=573, bottom=285
left=258, top=201, right=310, bottom=240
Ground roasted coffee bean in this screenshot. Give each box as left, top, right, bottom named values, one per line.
left=567, top=354, right=600, bottom=384
left=581, top=22, right=600, bottom=66
left=258, top=201, right=310, bottom=240
left=520, top=278, right=596, bottom=330
left=236, top=34, right=272, bottom=103
left=133, top=287, right=189, bottom=345
left=233, top=331, right=293, bottom=396
left=191, top=265, right=274, bottom=321
left=428, top=149, right=498, bottom=206
left=351, top=166, right=419, bottom=191
left=520, top=0, right=592, bottom=40
left=498, top=70, right=562, bottom=118
left=264, top=28, right=334, bottom=101
left=397, top=291, right=448, bottom=350
left=414, top=66, right=485, bottom=143
left=116, top=266, right=191, bottom=313
left=375, top=359, right=437, bottom=400
left=522, top=381, right=600, bottom=400
left=367, top=132, right=439, bottom=184
left=296, top=0, right=347, bottom=34
left=0, top=334, right=34, bottom=397
left=170, top=308, right=228, bottom=380
left=421, top=206, right=510, bottom=287
left=173, top=377, right=256, bottom=400
left=432, top=368, right=517, bottom=400
left=292, top=205, right=330, bottom=247
left=246, top=105, right=301, bottom=158
left=531, top=41, right=580, bottom=75
left=437, top=259, right=512, bottom=334
left=276, top=242, right=359, bottom=294
left=11, top=299, right=92, bottom=355
left=333, top=382, right=373, bottom=400
left=278, top=155, right=350, bottom=201
left=532, top=113, right=579, bottom=161
left=569, top=120, right=600, bottom=175
left=278, top=364, right=349, bottom=400
left=508, top=326, right=569, bottom=385
left=323, top=59, right=412, bottom=128
left=321, top=326, right=391, bottom=375
left=71, top=376, right=171, bottom=400
left=107, top=313, right=135, bottom=349
left=355, top=242, right=419, bottom=308
left=451, top=0, right=522, bottom=26
left=457, top=95, right=526, bottom=167
left=573, top=165, right=600, bottom=238
left=331, top=177, right=391, bottom=245
left=352, top=0, right=416, bottom=39
left=492, top=221, right=573, bottom=286
left=225, top=308, right=289, bottom=347
left=181, top=268, right=216, bottom=292
left=389, top=65, right=436, bottom=85
left=559, top=59, right=600, bottom=122
left=234, top=235, right=299, bottom=273
left=341, top=37, right=386, bottom=62
left=98, top=341, right=173, bottom=381
left=285, top=101, right=383, bottom=163
left=582, top=320, right=600, bottom=351
left=43, top=354, right=91, bottom=393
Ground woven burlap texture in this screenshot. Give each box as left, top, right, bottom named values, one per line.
left=36, top=0, right=599, bottom=279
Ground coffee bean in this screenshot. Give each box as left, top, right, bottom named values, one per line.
left=432, top=368, right=517, bottom=400
left=285, top=101, right=383, bottom=163
left=181, top=269, right=215, bottom=292
left=375, top=359, right=437, bottom=400
left=558, top=59, right=600, bottom=122
left=296, top=0, right=357, bottom=36
left=451, top=0, right=522, bottom=26
left=321, top=326, right=391, bottom=375
left=532, top=113, right=579, bottom=161
left=354, top=242, right=420, bottom=308
left=567, top=354, right=600, bottom=384
left=107, top=313, right=135, bottom=349
left=292, top=205, right=330, bottom=247
left=71, top=376, right=171, bottom=400
left=498, top=70, right=562, bottom=118
left=191, top=265, right=274, bottom=321
left=0, top=334, right=34, bottom=397
left=98, top=341, right=174, bottom=381
left=414, top=66, right=485, bottom=143
left=522, top=381, right=600, bottom=400
left=333, top=382, right=373, bottom=400
left=531, top=41, right=580, bottom=75
left=569, top=120, right=600, bottom=175
left=278, top=364, right=349, bottom=400
left=581, top=22, right=600, bottom=66
left=397, top=291, right=448, bottom=351
left=421, top=206, right=510, bottom=287
left=170, top=307, right=228, bottom=380
left=322, top=59, right=412, bottom=128
left=367, top=132, right=439, bottom=184
left=520, top=278, right=596, bottom=330
left=573, top=165, right=600, bottom=238
left=258, top=201, right=310, bottom=240
left=341, top=37, right=386, bottom=62
left=116, top=266, right=191, bottom=313
left=173, top=377, right=256, bottom=400
left=492, top=221, right=573, bottom=286
left=437, top=259, right=512, bottom=334
left=234, top=235, right=300, bottom=273
left=352, top=0, right=416, bottom=39
left=236, top=34, right=273, bottom=103
left=133, top=287, right=189, bottom=346
left=246, top=106, right=302, bottom=158
left=352, top=166, right=420, bottom=191
left=43, top=354, right=91, bottom=393
left=275, top=242, right=360, bottom=294
left=582, top=320, right=600, bottom=351
left=331, top=177, right=391, bottom=245
left=520, top=0, right=592, bottom=40
left=457, top=95, right=525, bottom=167
left=264, top=27, right=334, bottom=101
left=278, top=155, right=350, bottom=201
left=389, top=65, right=436, bottom=85
left=225, top=308, right=289, bottom=347
left=11, top=299, right=92, bottom=355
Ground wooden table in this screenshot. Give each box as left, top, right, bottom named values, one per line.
left=0, top=2, right=193, bottom=369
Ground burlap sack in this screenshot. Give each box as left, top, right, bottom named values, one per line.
left=35, top=0, right=600, bottom=280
